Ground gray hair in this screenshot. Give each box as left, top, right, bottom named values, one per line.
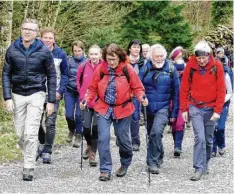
left=142, top=44, right=150, bottom=50
left=21, top=18, right=39, bottom=31
left=194, top=40, right=211, bottom=54
left=147, top=44, right=167, bottom=60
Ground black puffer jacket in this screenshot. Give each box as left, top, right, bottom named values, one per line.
left=2, top=37, right=56, bottom=103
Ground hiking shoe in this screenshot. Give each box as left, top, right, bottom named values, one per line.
left=66, top=131, right=74, bottom=143
left=73, top=134, right=81, bottom=148
left=218, top=148, right=225, bottom=155
left=83, top=145, right=91, bottom=160
left=23, top=168, right=34, bottom=181
left=148, top=166, right=160, bottom=174
left=99, top=172, right=111, bottom=181
left=89, top=150, right=97, bottom=167
left=212, top=152, right=217, bottom=157
left=190, top=171, right=202, bottom=181
left=36, top=144, right=44, bottom=161
left=116, top=166, right=128, bottom=177
left=42, top=153, right=51, bottom=164
left=174, top=148, right=182, bottom=158
left=132, top=144, right=140, bottom=151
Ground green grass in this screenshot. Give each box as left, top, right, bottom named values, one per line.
left=0, top=100, right=69, bottom=163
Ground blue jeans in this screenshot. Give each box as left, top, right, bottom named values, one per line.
left=147, top=109, right=169, bottom=167
left=97, top=114, right=132, bottom=175
left=189, top=105, right=215, bottom=174
left=130, top=96, right=141, bottom=145
left=64, top=90, right=82, bottom=134
left=213, top=104, right=229, bottom=152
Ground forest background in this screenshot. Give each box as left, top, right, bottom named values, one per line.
left=0, top=0, right=233, bottom=161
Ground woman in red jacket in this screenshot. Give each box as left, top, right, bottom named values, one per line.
left=80, top=43, right=148, bottom=181
left=180, top=40, right=226, bottom=181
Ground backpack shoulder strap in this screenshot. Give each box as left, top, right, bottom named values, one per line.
left=189, top=67, right=196, bottom=83
left=122, top=66, right=130, bottom=83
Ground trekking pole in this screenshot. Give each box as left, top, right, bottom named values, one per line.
left=80, top=100, right=86, bottom=170
left=143, top=96, right=151, bottom=186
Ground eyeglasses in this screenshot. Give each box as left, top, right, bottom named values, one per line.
left=21, top=28, right=37, bottom=32
left=106, top=57, right=119, bottom=62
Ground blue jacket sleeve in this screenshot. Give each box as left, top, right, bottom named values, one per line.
left=171, top=67, right=180, bottom=118
left=57, top=51, right=69, bottom=96
left=2, top=48, right=12, bottom=101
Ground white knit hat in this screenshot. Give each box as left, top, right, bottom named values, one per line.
left=194, top=40, right=211, bottom=54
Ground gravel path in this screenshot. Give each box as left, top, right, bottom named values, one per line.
left=0, top=102, right=233, bottom=193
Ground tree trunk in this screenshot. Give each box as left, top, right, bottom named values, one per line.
left=52, top=0, right=61, bottom=28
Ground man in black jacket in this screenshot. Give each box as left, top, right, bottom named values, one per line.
left=2, top=18, right=56, bottom=181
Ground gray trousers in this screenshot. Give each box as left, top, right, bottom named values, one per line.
left=189, top=105, right=215, bottom=173
left=147, top=109, right=169, bottom=167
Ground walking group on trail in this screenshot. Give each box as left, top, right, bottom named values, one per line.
left=2, top=18, right=233, bottom=183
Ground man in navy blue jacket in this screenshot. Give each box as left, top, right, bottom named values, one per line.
left=38, top=27, right=69, bottom=164
left=139, top=44, right=180, bottom=174
left=2, top=19, right=56, bottom=181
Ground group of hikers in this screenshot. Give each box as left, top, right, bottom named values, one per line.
left=2, top=18, right=233, bottom=182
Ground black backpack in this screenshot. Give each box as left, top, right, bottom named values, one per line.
left=189, top=65, right=217, bottom=83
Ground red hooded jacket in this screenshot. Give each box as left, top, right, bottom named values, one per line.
left=84, top=60, right=145, bottom=119
left=180, top=55, right=226, bottom=114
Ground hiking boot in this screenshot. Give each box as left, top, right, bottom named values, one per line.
left=89, top=150, right=97, bottom=167
left=190, top=170, right=202, bottom=181
left=23, top=168, right=34, bottom=181
left=66, top=131, right=74, bottom=143
left=132, top=144, right=140, bottom=151
left=116, top=166, right=128, bottom=177
left=212, top=152, right=217, bottom=157
left=218, top=147, right=225, bottom=155
left=42, top=153, right=51, bottom=164
left=36, top=144, right=44, bottom=161
left=99, top=172, right=111, bottom=181
left=73, top=134, right=81, bottom=148
left=148, top=166, right=160, bottom=174
left=83, top=145, right=91, bottom=160
left=174, top=148, right=182, bottom=158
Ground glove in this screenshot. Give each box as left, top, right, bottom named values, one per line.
left=80, top=100, right=87, bottom=110
left=182, top=111, right=188, bottom=122
left=141, top=96, right=148, bottom=107
left=5, top=99, right=15, bottom=113
left=210, top=112, right=220, bottom=121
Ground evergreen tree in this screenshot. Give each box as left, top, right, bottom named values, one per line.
left=211, top=1, right=233, bottom=27
left=121, top=1, right=194, bottom=51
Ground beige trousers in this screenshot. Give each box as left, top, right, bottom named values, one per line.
left=12, top=92, right=46, bottom=169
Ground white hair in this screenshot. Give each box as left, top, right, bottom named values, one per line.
left=147, top=44, right=167, bottom=60
left=142, top=44, right=150, bottom=50
left=194, top=40, right=211, bottom=53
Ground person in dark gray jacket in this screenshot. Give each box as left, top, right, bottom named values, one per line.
left=2, top=18, right=56, bottom=181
